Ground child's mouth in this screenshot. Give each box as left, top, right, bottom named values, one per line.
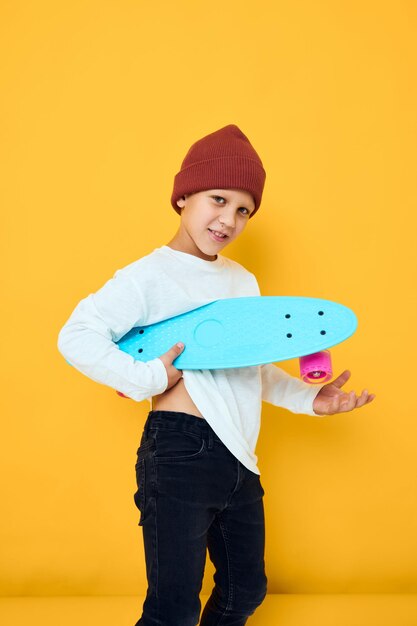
left=208, top=229, right=228, bottom=242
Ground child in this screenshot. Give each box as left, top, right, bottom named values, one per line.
left=57, top=124, right=375, bottom=626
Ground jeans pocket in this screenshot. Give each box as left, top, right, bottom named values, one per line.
left=151, top=428, right=206, bottom=464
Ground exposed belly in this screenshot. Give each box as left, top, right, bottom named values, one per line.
left=151, top=378, right=205, bottom=419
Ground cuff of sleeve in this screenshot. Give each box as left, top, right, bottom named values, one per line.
left=148, top=357, right=169, bottom=394
left=302, top=382, right=326, bottom=416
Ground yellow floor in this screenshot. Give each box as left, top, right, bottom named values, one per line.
left=0, top=594, right=417, bottom=625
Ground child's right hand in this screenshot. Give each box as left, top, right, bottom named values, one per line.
left=159, top=342, right=185, bottom=390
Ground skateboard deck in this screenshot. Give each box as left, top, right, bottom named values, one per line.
left=115, top=296, right=357, bottom=370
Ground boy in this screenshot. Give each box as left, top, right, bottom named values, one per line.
left=58, top=124, right=374, bottom=625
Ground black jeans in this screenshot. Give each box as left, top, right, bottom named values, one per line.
left=133, top=410, right=267, bottom=626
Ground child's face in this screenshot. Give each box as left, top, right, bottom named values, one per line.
left=174, top=189, right=256, bottom=261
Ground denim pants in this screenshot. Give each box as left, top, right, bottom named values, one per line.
left=133, top=410, right=268, bottom=626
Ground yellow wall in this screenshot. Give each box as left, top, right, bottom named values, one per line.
left=1, top=0, right=416, bottom=596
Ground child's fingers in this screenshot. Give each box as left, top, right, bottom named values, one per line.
left=331, top=370, right=351, bottom=389
left=358, top=390, right=376, bottom=407
left=161, top=342, right=185, bottom=366
left=170, top=342, right=184, bottom=360
left=355, top=389, right=369, bottom=408
left=352, top=390, right=376, bottom=410
left=325, top=390, right=375, bottom=415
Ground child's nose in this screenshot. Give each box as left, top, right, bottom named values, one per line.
left=219, top=211, right=235, bottom=228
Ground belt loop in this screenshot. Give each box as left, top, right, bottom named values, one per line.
left=144, top=411, right=152, bottom=437
left=207, top=429, right=213, bottom=450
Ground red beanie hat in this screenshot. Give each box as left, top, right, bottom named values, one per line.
left=171, top=124, right=266, bottom=218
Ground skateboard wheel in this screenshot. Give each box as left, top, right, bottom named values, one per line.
left=116, top=390, right=130, bottom=398
left=299, top=350, right=332, bottom=384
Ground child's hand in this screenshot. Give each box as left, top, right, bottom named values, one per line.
left=159, top=342, right=185, bottom=390
left=313, top=370, right=376, bottom=416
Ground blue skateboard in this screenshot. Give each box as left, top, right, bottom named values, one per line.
left=116, top=296, right=357, bottom=383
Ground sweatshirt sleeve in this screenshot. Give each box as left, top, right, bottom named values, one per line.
left=57, top=268, right=168, bottom=402
left=261, top=363, right=325, bottom=416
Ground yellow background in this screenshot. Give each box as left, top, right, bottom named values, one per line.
left=1, top=0, right=416, bottom=601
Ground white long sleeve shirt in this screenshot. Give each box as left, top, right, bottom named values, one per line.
left=57, top=245, right=324, bottom=474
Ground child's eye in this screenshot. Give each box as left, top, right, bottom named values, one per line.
left=212, top=196, right=251, bottom=215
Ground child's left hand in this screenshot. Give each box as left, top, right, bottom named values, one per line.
left=312, top=370, right=375, bottom=416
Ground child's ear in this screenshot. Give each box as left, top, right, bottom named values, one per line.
left=176, top=195, right=187, bottom=210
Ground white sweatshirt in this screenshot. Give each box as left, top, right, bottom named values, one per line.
left=57, top=245, right=324, bottom=474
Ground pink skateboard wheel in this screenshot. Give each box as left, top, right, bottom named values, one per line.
left=299, top=350, right=332, bottom=383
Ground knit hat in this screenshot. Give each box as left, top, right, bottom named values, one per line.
left=171, top=124, right=266, bottom=218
